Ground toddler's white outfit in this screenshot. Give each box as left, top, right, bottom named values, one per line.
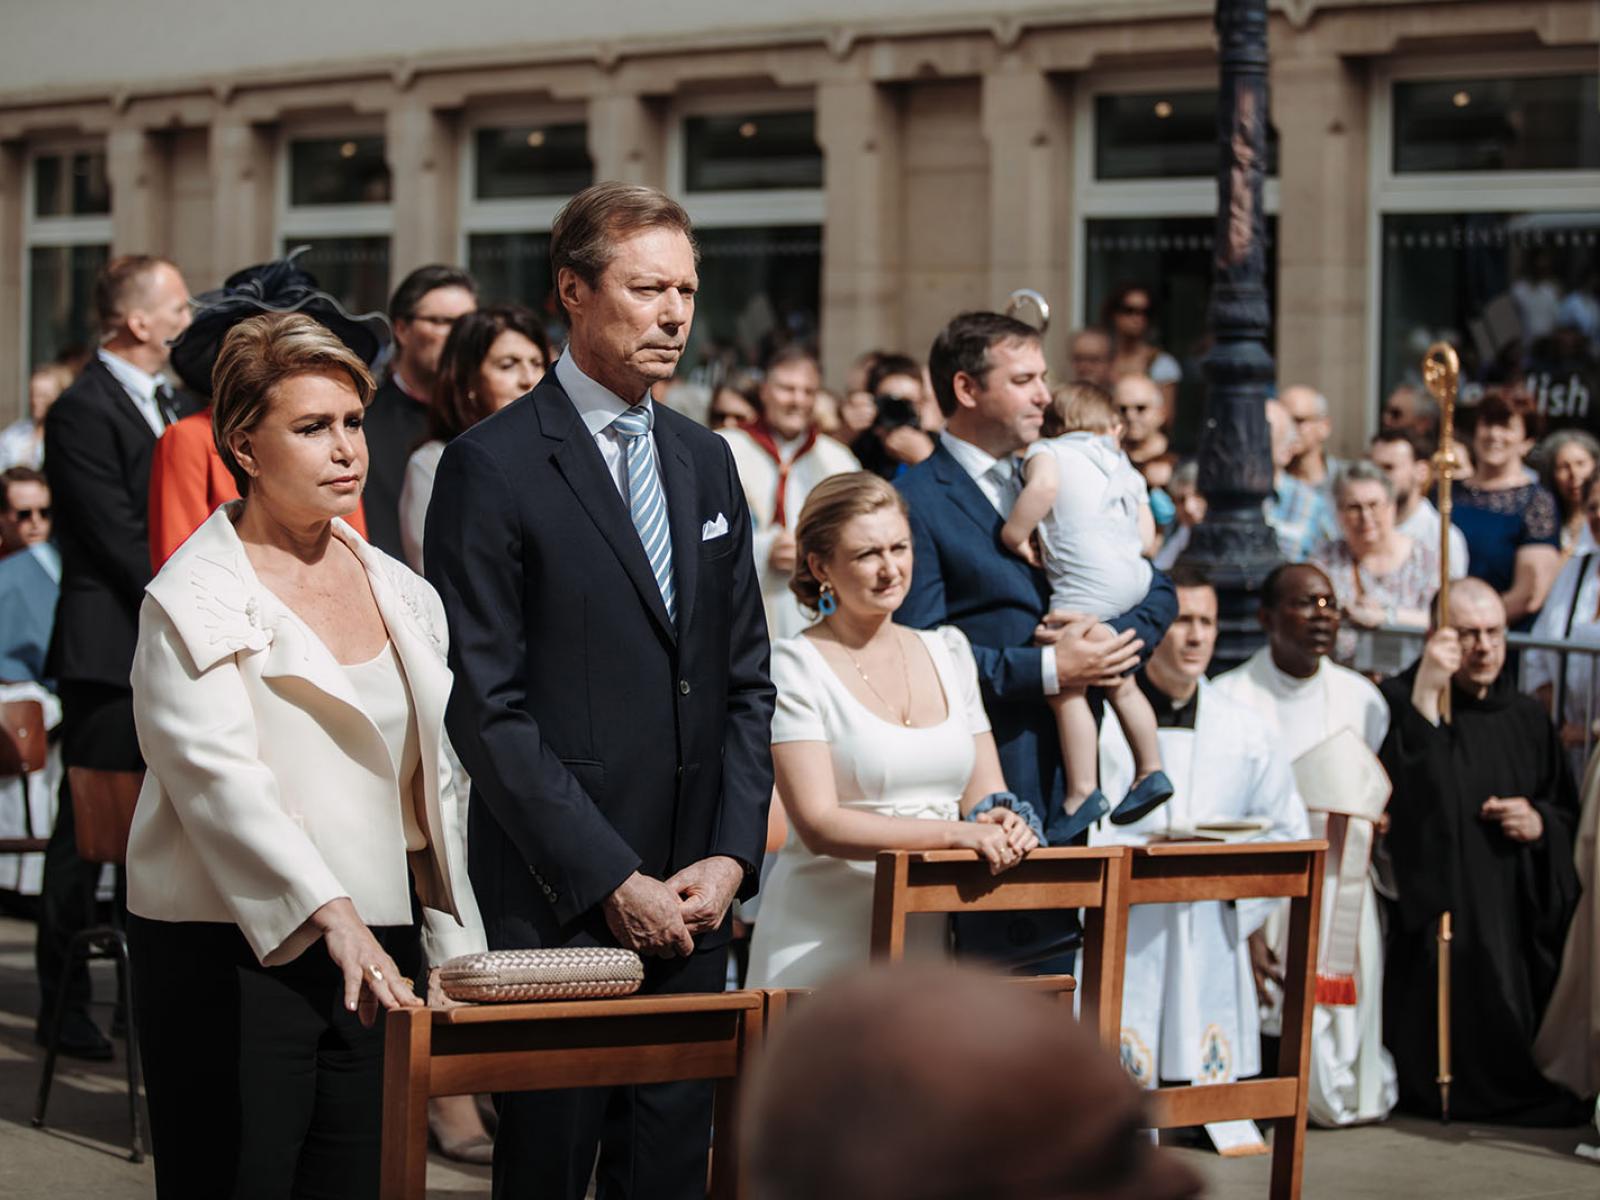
left=1023, top=431, right=1152, bottom=619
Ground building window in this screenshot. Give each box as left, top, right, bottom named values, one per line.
left=280, top=132, right=392, bottom=314
left=1375, top=63, right=1600, bottom=436
left=687, top=226, right=823, bottom=375
left=1084, top=216, right=1279, bottom=451
left=1075, top=77, right=1280, bottom=454
left=683, top=111, right=823, bottom=192
left=461, top=117, right=593, bottom=341
left=474, top=123, right=593, bottom=200
left=673, top=101, right=824, bottom=377
left=1093, top=90, right=1278, bottom=181
left=24, top=146, right=112, bottom=376
left=1379, top=212, right=1599, bottom=429
left=1393, top=74, right=1599, bottom=174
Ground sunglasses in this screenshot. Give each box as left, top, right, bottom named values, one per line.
left=1118, top=303, right=1151, bottom=316
left=11, top=507, right=50, bottom=521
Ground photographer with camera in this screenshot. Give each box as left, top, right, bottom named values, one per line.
left=851, top=353, right=940, bottom=480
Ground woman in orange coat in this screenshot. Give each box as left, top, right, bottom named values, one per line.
left=155, top=251, right=387, bottom=571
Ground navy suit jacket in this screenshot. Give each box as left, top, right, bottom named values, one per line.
left=895, top=442, right=1176, bottom=846
left=424, top=372, right=775, bottom=953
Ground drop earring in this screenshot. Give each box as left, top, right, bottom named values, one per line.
left=817, top=582, right=838, bottom=616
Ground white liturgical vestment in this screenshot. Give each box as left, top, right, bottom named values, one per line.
left=1094, top=680, right=1310, bottom=1089
left=1212, top=648, right=1399, bottom=1127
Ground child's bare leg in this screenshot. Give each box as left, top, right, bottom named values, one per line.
left=1106, top=671, right=1164, bottom=781
left=1048, top=688, right=1101, bottom=812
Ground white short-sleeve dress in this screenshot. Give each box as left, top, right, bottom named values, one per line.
left=746, top=625, right=992, bottom=988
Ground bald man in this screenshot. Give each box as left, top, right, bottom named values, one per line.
left=1281, top=385, right=1345, bottom=494
left=744, top=965, right=1203, bottom=1200
left=1377, top=578, right=1586, bottom=1124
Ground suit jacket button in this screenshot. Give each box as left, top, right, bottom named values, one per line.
left=679, top=679, right=691, bottom=695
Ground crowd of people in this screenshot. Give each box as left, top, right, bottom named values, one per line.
left=0, top=179, right=1596, bottom=1200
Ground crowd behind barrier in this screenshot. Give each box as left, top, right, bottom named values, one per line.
left=0, top=180, right=1596, bottom=1198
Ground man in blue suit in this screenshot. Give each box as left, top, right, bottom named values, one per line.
left=896, top=311, right=1176, bottom=963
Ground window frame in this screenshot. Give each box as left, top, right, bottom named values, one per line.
left=1365, top=49, right=1600, bottom=423
left=1070, top=68, right=1281, bottom=330
left=276, top=119, right=394, bottom=246
left=456, top=101, right=589, bottom=259
left=21, top=138, right=113, bottom=400
left=667, top=90, right=824, bottom=228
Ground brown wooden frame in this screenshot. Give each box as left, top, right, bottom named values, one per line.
left=1118, top=840, right=1326, bottom=1200
left=379, top=991, right=764, bottom=1200
left=868, top=846, right=1128, bottom=1045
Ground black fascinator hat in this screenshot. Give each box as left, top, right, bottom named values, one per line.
left=169, top=246, right=391, bottom=397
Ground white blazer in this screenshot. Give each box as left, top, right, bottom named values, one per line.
left=127, top=503, right=486, bottom=968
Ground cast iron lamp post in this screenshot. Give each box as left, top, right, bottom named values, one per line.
left=1181, top=0, right=1281, bottom=668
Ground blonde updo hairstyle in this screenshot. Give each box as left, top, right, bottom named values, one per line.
left=790, top=471, right=910, bottom=613
left=212, top=311, right=376, bottom=495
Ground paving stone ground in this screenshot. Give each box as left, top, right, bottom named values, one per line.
left=1, top=913, right=1594, bottom=1199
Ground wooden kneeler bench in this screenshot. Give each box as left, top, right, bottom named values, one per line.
left=1116, top=840, right=1327, bottom=1200
left=380, top=991, right=764, bottom=1200
left=869, top=846, right=1129, bottom=1045
left=760, top=974, right=1077, bottom=1028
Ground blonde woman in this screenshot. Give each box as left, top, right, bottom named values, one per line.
left=747, top=472, right=1038, bottom=988
left=126, top=312, right=485, bottom=1198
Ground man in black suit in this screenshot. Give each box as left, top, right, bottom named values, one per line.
left=37, top=254, right=195, bottom=1057
left=361, top=264, right=477, bottom=557
left=426, top=183, right=774, bottom=1199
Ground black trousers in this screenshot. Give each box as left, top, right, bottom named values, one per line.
left=491, top=943, right=729, bottom=1200
left=35, top=681, right=141, bottom=1031
left=128, top=913, right=421, bottom=1200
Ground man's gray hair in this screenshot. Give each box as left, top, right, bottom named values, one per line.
left=550, top=182, right=698, bottom=300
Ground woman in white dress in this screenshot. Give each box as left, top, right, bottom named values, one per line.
left=747, top=472, right=1039, bottom=988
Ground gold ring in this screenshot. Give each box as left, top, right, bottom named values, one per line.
left=367, top=965, right=384, bottom=982
left=401, top=977, right=414, bottom=990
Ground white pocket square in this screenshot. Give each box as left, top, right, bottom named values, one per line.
left=701, top=514, right=729, bottom=541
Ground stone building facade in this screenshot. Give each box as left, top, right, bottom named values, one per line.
left=1, top=0, right=1596, bottom=453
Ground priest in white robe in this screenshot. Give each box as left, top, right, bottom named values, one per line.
left=718, top=345, right=859, bottom=639
left=1094, top=568, right=1310, bottom=1097
left=1212, top=562, right=1399, bottom=1127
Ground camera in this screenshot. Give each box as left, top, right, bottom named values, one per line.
left=873, top=393, right=922, bottom=432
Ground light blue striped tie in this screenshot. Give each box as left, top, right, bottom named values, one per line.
left=612, top=404, right=676, bottom=621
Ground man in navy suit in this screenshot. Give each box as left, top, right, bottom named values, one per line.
left=425, top=183, right=774, bottom=1200
left=896, top=311, right=1176, bottom=961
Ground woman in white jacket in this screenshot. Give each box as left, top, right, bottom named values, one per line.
left=126, top=312, right=485, bottom=1198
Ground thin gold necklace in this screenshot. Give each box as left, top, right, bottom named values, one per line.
left=839, top=625, right=914, bottom=727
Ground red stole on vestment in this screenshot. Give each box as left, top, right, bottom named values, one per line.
left=740, top=419, right=819, bottom=529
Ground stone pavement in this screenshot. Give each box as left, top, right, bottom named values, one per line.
left=1, top=913, right=1595, bottom=1199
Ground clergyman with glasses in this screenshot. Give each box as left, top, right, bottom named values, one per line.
left=1211, top=563, right=1397, bottom=1127
left=1376, top=576, right=1588, bottom=1125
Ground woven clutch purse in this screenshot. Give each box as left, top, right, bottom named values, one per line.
left=438, top=947, right=645, bottom=1003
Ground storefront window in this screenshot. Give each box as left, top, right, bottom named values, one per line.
left=683, top=112, right=823, bottom=192
left=1393, top=75, right=1599, bottom=174
left=1084, top=216, right=1278, bottom=453
left=1094, top=91, right=1278, bottom=181
left=1380, top=212, right=1600, bottom=432
left=474, top=124, right=593, bottom=199
left=680, top=225, right=822, bottom=379
left=28, top=243, right=108, bottom=368
left=284, top=237, right=391, bottom=317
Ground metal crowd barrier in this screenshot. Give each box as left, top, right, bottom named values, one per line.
left=1368, top=624, right=1600, bottom=767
